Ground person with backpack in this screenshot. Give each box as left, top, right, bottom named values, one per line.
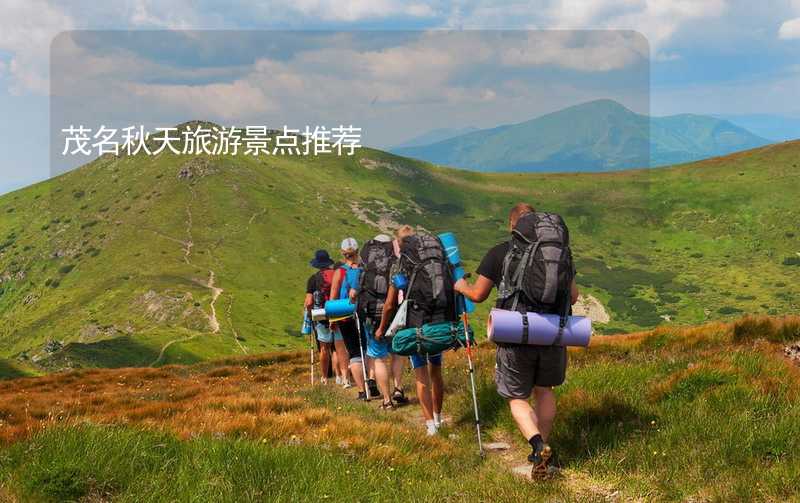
left=377, top=231, right=457, bottom=434
left=330, top=238, right=364, bottom=394
left=304, top=249, right=345, bottom=384
left=388, top=226, right=414, bottom=405
left=454, top=203, right=579, bottom=474
left=357, top=234, right=398, bottom=409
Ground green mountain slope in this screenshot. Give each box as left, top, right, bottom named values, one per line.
left=0, top=136, right=798, bottom=372
left=392, top=100, right=770, bottom=172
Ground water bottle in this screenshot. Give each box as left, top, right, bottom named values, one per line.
left=301, top=310, right=312, bottom=335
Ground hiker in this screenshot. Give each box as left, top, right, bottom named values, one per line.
left=454, top=203, right=579, bottom=472
left=330, top=238, right=365, bottom=394
left=354, top=233, right=402, bottom=403
left=377, top=229, right=456, bottom=434
left=304, top=249, right=344, bottom=384
left=388, top=226, right=415, bottom=404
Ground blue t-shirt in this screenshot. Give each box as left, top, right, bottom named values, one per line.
left=339, top=263, right=362, bottom=299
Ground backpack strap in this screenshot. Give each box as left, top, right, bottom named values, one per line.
left=509, top=241, right=540, bottom=312
left=553, top=288, right=571, bottom=346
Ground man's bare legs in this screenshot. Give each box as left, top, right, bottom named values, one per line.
left=509, top=386, right=557, bottom=441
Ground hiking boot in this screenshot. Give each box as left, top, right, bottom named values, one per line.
left=342, top=381, right=353, bottom=389
left=357, top=391, right=368, bottom=401
left=367, top=379, right=380, bottom=397
left=380, top=400, right=395, bottom=411
left=392, top=387, right=409, bottom=405
left=335, top=376, right=342, bottom=385
left=529, top=444, right=553, bottom=480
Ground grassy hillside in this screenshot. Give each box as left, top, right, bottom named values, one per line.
left=392, top=100, right=770, bottom=171
left=0, top=316, right=798, bottom=501
left=0, top=135, right=798, bottom=371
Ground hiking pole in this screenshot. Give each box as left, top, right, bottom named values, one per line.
left=354, top=312, right=371, bottom=401
left=308, top=309, right=317, bottom=386
left=459, top=292, right=484, bottom=457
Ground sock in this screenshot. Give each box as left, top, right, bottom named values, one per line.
left=433, top=412, right=442, bottom=427
left=426, top=419, right=438, bottom=435
left=528, top=434, right=544, bottom=452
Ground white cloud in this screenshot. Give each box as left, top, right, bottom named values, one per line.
left=129, top=0, right=195, bottom=30
left=499, top=31, right=647, bottom=72
left=779, top=17, right=800, bottom=39
left=285, top=0, right=435, bottom=22
left=0, top=0, right=74, bottom=94
left=128, top=80, right=272, bottom=121
left=446, top=0, right=727, bottom=58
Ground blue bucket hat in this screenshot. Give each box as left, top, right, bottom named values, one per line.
left=310, top=249, right=334, bottom=269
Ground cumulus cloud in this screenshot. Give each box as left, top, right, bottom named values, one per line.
left=446, top=0, right=726, bottom=57
left=499, top=31, right=648, bottom=72
left=779, top=17, right=800, bottom=39
left=284, top=0, right=435, bottom=22
left=0, top=0, right=74, bottom=94
left=128, top=80, right=273, bottom=121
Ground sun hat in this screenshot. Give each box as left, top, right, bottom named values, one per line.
left=310, top=249, right=335, bottom=268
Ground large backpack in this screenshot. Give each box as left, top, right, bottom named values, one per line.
left=496, top=212, right=574, bottom=316
left=312, top=268, right=336, bottom=309
left=400, top=233, right=456, bottom=327
left=358, top=239, right=395, bottom=318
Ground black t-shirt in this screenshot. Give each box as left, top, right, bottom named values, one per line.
left=476, top=242, right=511, bottom=285
left=306, top=273, right=319, bottom=295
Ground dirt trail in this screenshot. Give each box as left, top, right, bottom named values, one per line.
left=150, top=333, right=198, bottom=367
left=183, top=186, right=196, bottom=264
left=226, top=294, right=248, bottom=354
left=207, top=270, right=222, bottom=334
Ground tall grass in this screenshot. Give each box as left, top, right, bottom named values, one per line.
left=2, top=316, right=800, bottom=501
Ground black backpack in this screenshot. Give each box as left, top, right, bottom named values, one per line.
left=400, top=233, right=456, bottom=327
left=358, top=239, right=396, bottom=317
left=496, top=212, right=574, bottom=316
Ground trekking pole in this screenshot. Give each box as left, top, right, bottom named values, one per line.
left=459, top=293, right=484, bottom=457
left=354, top=311, right=371, bottom=401
left=308, top=309, right=317, bottom=386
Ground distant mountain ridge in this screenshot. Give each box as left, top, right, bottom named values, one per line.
left=391, top=100, right=771, bottom=172
left=392, top=127, right=480, bottom=149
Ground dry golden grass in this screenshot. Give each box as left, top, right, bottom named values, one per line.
left=0, top=350, right=449, bottom=465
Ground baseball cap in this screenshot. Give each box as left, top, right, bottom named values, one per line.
left=340, top=237, right=358, bottom=251
left=373, top=234, right=392, bottom=243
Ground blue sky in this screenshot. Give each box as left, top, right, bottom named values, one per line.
left=2, top=0, right=800, bottom=194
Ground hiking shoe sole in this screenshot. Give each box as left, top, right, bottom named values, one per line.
left=530, top=445, right=552, bottom=480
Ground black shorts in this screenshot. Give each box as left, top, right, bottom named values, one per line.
left=495, top=345, right=567, bottom=400
left=338, top=318, right=366, bottom=363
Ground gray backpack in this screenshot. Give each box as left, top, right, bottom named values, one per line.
left=496, top=212, right=574, bottom=315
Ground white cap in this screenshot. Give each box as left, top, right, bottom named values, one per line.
left=340, top=237, right=358, bottom=251
left=373, top=234, right=392, bottom=243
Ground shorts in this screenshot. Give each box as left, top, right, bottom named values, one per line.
left=316, top=322, right=343, bottom=344
left=410, top=352, right=442, bottom=369
left=495, top=345, right=567, bottom=400
left=363, top=322, right=390, bottom=359
left=339, top=318, right=366, bottom=363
